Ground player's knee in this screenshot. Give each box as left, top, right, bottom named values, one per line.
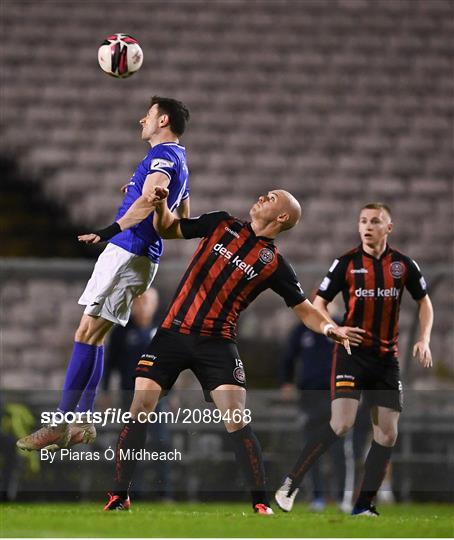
left=130, top=393, right=156, bottom=416
left=75, top=313, right=114, bottom=345
left=222, top=408, right=247, bottom=433
left=74, top=319, right=97, bottom=343
left=130, top=378, right=161, bottom=417
left=224, top=418, right=247, bottom=433
left=74, top=321, right=90, bottom=343
left=374, top=429, right=398, bottom=447
left=330, top=418, right=354, bottom=437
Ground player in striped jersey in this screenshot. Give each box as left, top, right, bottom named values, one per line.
left=275, top=203, right=433, bottom=517
left=104, top=187, right=353, bottom=513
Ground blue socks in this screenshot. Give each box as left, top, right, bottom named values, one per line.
left=76, top=346, right=105, bottom=413
left=58, top=342, right=104, bottom=413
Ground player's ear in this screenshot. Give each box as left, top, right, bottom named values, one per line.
left=159, top=113, right=170, bottom=128
left=277, top=213, right=290, bottom=227
left=387, top=222, right=393, bottom=234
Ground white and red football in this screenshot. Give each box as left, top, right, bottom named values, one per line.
left=98, top=33, right=143, bottom=78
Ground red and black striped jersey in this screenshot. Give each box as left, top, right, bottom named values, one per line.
left=317, top=245, right=427, bottom=358
left=161, top=211, right=306, bottom=341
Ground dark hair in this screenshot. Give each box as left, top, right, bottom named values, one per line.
left=150, top=96, right=190, bottom=136
left=361, top=202, right=392, bottom=220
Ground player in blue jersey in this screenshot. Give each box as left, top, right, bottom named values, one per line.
left=17, top=96, right=190, bottom=452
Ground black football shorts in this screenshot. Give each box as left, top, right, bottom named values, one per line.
left=331, top=345, right=403, bottom=412
left=135, top=328, right=246, bottom=401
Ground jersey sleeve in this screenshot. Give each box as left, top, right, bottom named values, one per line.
left=405, top=258, right=428, bottom=300
left=270, top=255, right=307, bottom=307
left=147, top=147, right=177, bottom=180
left=179, top=211, right=230, bottom=239
left=181, top=186, right=190, bottom=200
left=316, top=257, right=348, bottom=302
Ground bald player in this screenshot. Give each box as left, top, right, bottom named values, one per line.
left=104, top=188, right=353, bottom=514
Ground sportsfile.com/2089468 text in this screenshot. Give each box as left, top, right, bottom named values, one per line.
left=41, top=408, right=252, bottom=427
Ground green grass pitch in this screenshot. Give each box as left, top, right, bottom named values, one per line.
left=1, top=502, right=453, bottom=537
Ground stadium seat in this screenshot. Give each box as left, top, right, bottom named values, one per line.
left=1, top=0, right=452, bottom=388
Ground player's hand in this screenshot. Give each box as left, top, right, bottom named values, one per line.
left=78, top=233, right=101, bottom=244
left=150, top=186, right=169, bottom=203
left=412, top=340, right=432, bottom=368
left=145, top=186, right=169, bottom=210
left=339, top=326, right=366, bottom=347
left=280, top=383, right=297, bottom=402
left=327, top=327, right=351, bottom=355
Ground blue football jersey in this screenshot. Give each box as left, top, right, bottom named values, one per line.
left=110, top=142, right=189, bottom=262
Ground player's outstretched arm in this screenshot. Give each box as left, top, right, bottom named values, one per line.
left=78, top=172, right=169, bottom=244
left=292, top=299, right=351, bottom=354
left=116, top=172, right=170, bottom=230
left=412, top=295, right=434, bottom=368
left=313, top=295, right=365, bottom=347
left=151, top=186, right=184, bottom=239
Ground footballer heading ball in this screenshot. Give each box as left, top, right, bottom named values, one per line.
left=98, top=33, right=143, bottom=78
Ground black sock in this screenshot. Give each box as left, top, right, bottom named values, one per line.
left=228, top=424, right=269, bottom=507
left=289, top=423, right=339, bottom=491
left=355, top=440, right=393, bottom=508
left=113, top=421, right=148, bottom=496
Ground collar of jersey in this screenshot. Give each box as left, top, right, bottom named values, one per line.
left=360, top=243, right=391, bottom=260
left=160, top=142, right=185, bottom=149
left=246, top=223, right=275, bottom=243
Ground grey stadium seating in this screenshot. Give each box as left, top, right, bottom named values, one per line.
left=1, top=0, right=453, bottom=389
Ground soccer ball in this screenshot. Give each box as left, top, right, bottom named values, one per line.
left=98, top=33, right=143, bottom=78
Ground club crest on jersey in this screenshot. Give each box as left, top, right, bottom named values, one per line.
left=259, top=248, right=274, bottom=264
left=233, top=366, right=246, bottom=384
left=390, top=261, right=406, bottom=279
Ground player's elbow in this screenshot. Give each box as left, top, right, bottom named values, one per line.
left=153, top=215, right=169, bottom=237
left=159, top=229, right=174, bottom=239
left=154, top=224, right=174, bottom=239
left=154, top=218, right=181, bottom=239
left=419, top=295, right=434, bottom=313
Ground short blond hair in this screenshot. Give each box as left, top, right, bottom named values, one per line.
left=361, top=202, right=392, bottom=220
